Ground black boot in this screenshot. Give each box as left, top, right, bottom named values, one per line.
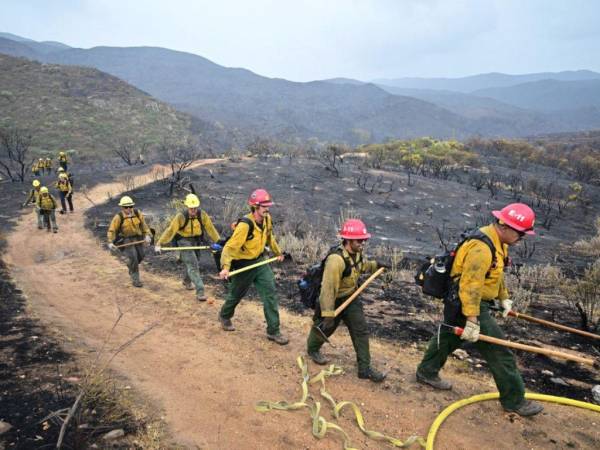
left=358, top=367, right=386, bottom=383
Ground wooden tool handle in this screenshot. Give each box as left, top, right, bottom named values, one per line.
left=334, top=267, right=385, bottom=317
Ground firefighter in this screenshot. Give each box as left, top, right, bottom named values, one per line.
left=218, top=189, right=288, bottom=345
left=306, top=219, right=388, bottom=382
left=55, top=172, right=74, bottom=213
left=23, top=179, right=43, bottom=229
left=58, top=151, right=68, bottom=170
left=416, top=203, right=543, bottom=417
left=155, top=193, right=220, bottom=301
left=107, top=196, right=153, bottom=287
left=36, top=187, right=58, bottom=233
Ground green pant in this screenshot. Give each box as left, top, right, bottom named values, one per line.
left=178, top=238, right=205, bottom=295
left=417, top=301, right=525, bottom=410
left=220, top=262, right=280, bottom=335
left=121, top=236, right=145, bottom=280
left=306, top=297, right=371, bottom=371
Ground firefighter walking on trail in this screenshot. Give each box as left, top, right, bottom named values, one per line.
left=218, top=189, right=289, bottom=345
left=155, top=193, right=220, bottom=301
left=107, top=196, right=153, bottom=287
left=55, top=172, right=74, bottom=213
left=23, top=180, right=43, bottom=229
left=36, top=186, right=58, bottom=233
left=416, top=203, right=544, bottom=417
left=58, top=151, right=68, bottom=170
left=306, top=219, right=388, bottom=382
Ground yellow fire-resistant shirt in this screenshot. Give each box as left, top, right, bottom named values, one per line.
left=220, top=213, right=282, bottom=270
left=58, top=154, right=68, bottom=163
left=318, top=246, right=378, bottom=318
left=55, top=179, right=72, bottom=194
left=451, top=224, right=510, bottom=317
left=25, top=188, right=41, bottom=205
left=36, top=194, right=57, bottom=211
left=157, top=210, right=220, bottom=245
left=107, top=210, right=152, bottom=242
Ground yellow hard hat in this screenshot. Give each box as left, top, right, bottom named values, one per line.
left=32, top=179, right=41, bottom=187
left=59, top=151, right=65, bottom=155
left=59, top=173, right=68, bottom=179
left=118, top=196, right=135, bottom=207
left=39, top=158, right=43, bottom=161
left=184, top=193, right=200, bottom=208
left=40, top=186, right=49, bottom=194
left=57, top=167, right=65, bottom=172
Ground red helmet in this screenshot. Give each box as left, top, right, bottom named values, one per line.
left=339, top=219, right=371, bottom=240
left=248, top=189, right=273, bottom=207
left=492, top=203, right=535, bottom=235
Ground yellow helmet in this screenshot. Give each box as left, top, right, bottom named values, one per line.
left=59, top=173, right=68, bottom=179
left=184, top=193, right=200, bottom=208
left=118, top=196, right=135, bottom=207
left=59, top=151, right=65, bottom=156
left=32, top=179, right=41, bottom=187
left=57, top=167, right=65, bottom=172
left=39, top=158, right=43, bottom=161
left=40, top=186, right=49, bottom=194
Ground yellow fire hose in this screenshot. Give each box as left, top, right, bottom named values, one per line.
left=426, top=392, right=600, bottom=450
left=257, top=356, right=600, bottom=450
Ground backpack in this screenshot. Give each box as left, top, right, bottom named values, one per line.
left=297, top=246, right=360, bottom=309
left=172, top=210, right=206, bottom=243
left=116, top=209, right=142, bottom=239
left=212, top=217, right=255, bottom=270
left=415, top=229, right=497, bottom=299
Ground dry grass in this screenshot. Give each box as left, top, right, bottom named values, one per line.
left=505, top=264, right=564, bottom=313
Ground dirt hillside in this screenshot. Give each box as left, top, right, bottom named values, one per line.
left=4, top=160, right=599, bottom=449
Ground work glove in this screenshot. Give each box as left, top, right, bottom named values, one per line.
left=319, top=317, right=336, bottom=334
left=144, top=234, right=152, bottom=245
left=108, top=243, right=117, bottom=251
left=210, top=243, right=223, bottom=252
left=376, top=260, right=391, bottom=269
left=154, top=245, right=162, bottom=254
left=460, top=320, right=480, bottom=343
left=501, top=299, right=513, bottom=318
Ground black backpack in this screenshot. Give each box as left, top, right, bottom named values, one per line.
left=298, top=246, right=360, bottom=309
left=415, top=229, right=497, bottom=299
left=212, top=217, right=255, bottom=270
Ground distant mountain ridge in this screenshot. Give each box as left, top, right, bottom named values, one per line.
left=372, top=70, right=600, bottom=93
left=2, top=32, right=600, bottom=142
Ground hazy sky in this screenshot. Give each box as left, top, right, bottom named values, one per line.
left=2, top=0, right=600, bottom=82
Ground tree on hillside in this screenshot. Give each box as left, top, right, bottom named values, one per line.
left=0, top=126, right=32, bottom=182
left=159, top=137, right=202, bottom=196
left=113, top=138, right=149, bottom=166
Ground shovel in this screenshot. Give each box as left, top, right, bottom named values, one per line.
left=314, top=267, right=386, bottom=346
left=114, top=240, right=146, bottom=249
left=449, top=324, right=598, bottom=367
left=490, top=304, right=600, bottom=341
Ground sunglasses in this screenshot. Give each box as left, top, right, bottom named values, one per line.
left=353, top=239, right=368, bottom=243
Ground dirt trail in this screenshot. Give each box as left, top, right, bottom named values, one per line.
left=5, top=160, right=599, bottom=449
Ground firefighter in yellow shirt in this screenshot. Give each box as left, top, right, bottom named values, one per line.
left=58, top=151, right=68, bottom=171
left=155, top=194, right=220, bottom=301
left=23, top=179, right=43, bottom=229
left=36, top=187, right=58, bottom=233
left=306, top=219, right=388, bottom=381
left=107, top=196, right=153, bottom=287
left=218, top=189, right=288, bottom=345
left=55, top=172, right=74, bottom=213
left=416, top=203, right=543, bottom=417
